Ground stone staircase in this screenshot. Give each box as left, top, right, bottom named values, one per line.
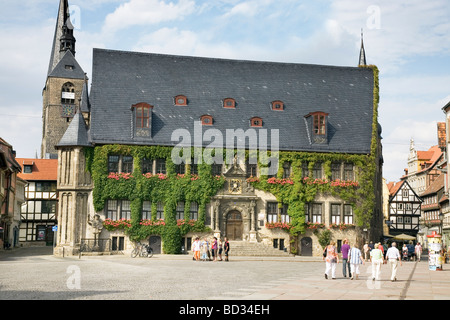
left=227, top=241, right=291, bottom=257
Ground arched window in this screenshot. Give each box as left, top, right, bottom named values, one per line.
left=223, top=98, right=236, bottom=109
left=271, top=100, right=284, bottom=111
left=250, top=117, right=263, bottom=127
left=174, top=95, right=188, bottom=106
left=200, top=115, right=213, bottom=126
left=61, top=82, right=75, bottom=104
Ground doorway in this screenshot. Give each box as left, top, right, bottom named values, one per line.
left=301, top=237, right=313, bottom=256
left=226, top=211, right=243, bottom=240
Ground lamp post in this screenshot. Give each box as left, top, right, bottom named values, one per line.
left=439, top=212, right=445, bottom=248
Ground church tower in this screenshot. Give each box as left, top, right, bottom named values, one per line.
left=41, top=0, right=88, bottom=159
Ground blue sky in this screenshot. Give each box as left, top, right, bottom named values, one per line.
left=1, top=0, right=449, bottom=182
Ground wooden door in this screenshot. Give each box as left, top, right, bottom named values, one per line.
left=226, top=211, right=243, bottom=240
left=301, top=237, right=313, bottom=256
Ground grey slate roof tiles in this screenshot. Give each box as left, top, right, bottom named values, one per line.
left=48, top=50, right=85, bottom=80
left=89, top=48, right=375, bottom=154
left=57, top=107, right=90, bottom=147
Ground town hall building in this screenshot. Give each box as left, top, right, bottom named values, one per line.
left=45, top=0, right=384, bottom=257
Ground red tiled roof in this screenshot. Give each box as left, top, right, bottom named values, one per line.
left=421, top=174, right=445, bottom=197
left=16, top=158, right=58, bottom=181
left=388, top=180, right=404, bottom=197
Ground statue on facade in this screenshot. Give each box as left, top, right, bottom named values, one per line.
left=88, top=214, right=103, bottom=251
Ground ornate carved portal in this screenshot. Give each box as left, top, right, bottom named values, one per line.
left=210, top=158, right=259, bottom=242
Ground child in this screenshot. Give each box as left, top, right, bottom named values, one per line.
left=192, top=237, right=200, bottom=261
left=201, top=238, right=209, bottom=261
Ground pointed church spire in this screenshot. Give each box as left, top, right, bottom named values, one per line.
left=48, top=0, right=76, bottom=76
left=358, top=28, right=367, bottom=67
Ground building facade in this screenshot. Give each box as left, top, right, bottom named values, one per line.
left=441, top=103, right=450, bottom=246
left=16, top=158, right=58, bottom=246
left=47, top=1, right=384, bottom=257
left=0, top=138, right=26, bottom=249
left=41, top=0, right=88, bottom=159
left=387, top=180, right=422, bottom=237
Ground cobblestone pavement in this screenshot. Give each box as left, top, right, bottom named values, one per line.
left=1, top=246, right=449, bottom=301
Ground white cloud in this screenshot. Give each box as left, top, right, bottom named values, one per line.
left=328, top=0, right=450, bottom=73
left=102, top=0, right=196, bottom=34
left=222, top=1, right=259, bottom=18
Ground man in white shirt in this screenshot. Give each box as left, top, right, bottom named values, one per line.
left=385, top=242, right=402, bottom=281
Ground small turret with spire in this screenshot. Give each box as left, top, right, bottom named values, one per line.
left=60, top=7, right=76, bottom=55
left=358, top=28, right=367, bottom=67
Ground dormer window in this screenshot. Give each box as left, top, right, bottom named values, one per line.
left=271, top=100, right=284, bottom=111
left=312, top=112, right=328, bottom=135
left=132, top=102, right=153, bottom=128
left=223, top=98, right=236, bottom=109
left=304, top=111, right=329, bottom=145
left=132, top=102, right=153, bottom=138
left=200, top=115, right=213, bottom=126
left=174, top=95, right=188, bottom=106
left=250, top=117, right=263, bottom=127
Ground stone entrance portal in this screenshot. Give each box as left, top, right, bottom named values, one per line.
left=226, top=210, right=243, bottom=240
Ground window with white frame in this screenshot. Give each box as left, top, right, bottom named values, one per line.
left=142, top=201, right=152, bottom=220
left=176, top=201, right=185, bottom=220
left=106, top=200, right=131, bottom=220
left=156, top=202, right=164, bottom=220
left=108, top=155, right=133, bottom=173
left=267, top=202, right=278, bottom=223
left=344, top=205, right=353, bottom=224
left=312, top=203, right=323, bottom=223
left=190, top=202, right=199, bottom=220
left=331, top=204, right=341, bottom=224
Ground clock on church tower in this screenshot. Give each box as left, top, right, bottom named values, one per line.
left=61, top=104, right=76, bottom=117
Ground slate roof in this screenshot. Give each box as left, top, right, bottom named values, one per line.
left=89, top=48, right=375, bottom=154
left=48, top=50, right=85, bottom=80
left=57, top=108, right=91, bottom=147
left=47, top=0, right=69, bottom=76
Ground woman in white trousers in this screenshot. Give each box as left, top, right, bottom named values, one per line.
left=323, top=241, right=339, bottom=279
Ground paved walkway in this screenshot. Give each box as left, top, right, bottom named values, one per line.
left=1, top=246, right=449, bottom=300
left=211, top=257, right=450, bottom=300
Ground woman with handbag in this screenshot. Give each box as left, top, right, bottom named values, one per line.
left=370, top=243, right=384, bottom=280
left=323, top=241, right=339, bottom=279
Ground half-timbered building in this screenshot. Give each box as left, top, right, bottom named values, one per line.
left=16, top=159, right=58, bottom=245
left=388, top=180, right=422, bottom=236
left=420, top=174, right=446, bottom=244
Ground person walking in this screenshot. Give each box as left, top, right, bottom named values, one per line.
left=223, top=237, right=230, bottom=261
left=218, top=238, right=223, bottom=261
left=323, top=241, right=339, bottom=279
left=415, top=242, right=423, bottom=262
left=341, top=239, right=351, bottom=278
left=370, top=243, right=384, bottom=281
left=386, top=242, right=402, bottom=281
left=348, top=244, right=364, bottom=280
left=363, top=242, right=370, bottom=262
left=192, top=237, right=200, bottom=261
left=201, top=237, right=209, bottom=261
left=211, top=237, right=218, bottom=261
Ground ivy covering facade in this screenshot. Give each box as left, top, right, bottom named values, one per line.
left=85, top=66, right=380, bottom=254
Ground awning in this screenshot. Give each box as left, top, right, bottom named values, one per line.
left=392, top=233, right=416, bottom=241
